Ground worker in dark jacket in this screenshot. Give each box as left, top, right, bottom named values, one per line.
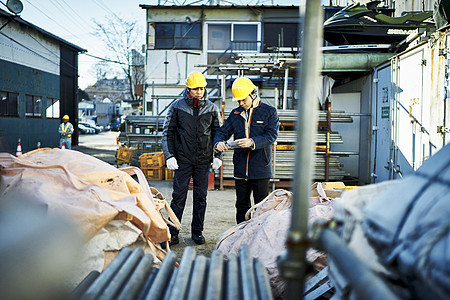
left=214, top=77, right=279, bottom=223
left=162, top=71, right=222, bottom=245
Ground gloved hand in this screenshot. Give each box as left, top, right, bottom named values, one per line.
left=166, top=157, right=179, bottom=170
left=212, top=157, right=222, bottom=170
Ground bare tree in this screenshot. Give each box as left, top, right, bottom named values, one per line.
left=93, top=14, right=143, bottom=102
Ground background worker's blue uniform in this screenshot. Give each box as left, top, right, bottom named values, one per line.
left=214, top=97, right=279, bottom=223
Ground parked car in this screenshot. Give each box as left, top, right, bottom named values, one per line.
left=78, top=124, right=95, bottom=134
left=109, top=121, right=121, bottom=131
left=79, top=122, right=103, bottom=134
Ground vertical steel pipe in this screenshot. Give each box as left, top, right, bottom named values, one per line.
left=168, top=246, right=197, bottom=299
left=137, top=268, right=159, bottom=300
left=187, top=255, right=209, bottom=300
left=226, top=255, right=240, bottom=300
left=117, top=253, right=154, bottom=300
left=163, top=268, right=179, bottom=300
left=205, top=250, right=225, bottom=300
left=69, top=271, right=100, bottom=300
left=239, top=245, right=258, bottom=300
left=254, top=259, right=273, bottom=300
left=81, top=247, right=132, bottom=300
left=279, top=1, right=323, bottom=299
left=99, top=248, right=144, bottom=300
left=145, top=251, right=177, bottom=300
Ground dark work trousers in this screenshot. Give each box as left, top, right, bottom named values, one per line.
left=235, top=178, right=270, bottom=224
left=169, top=162, right=210, bottom=236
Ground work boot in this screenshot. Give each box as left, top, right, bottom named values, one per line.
left=169, top=234, right=179, bottom=246
left=191, top=232, right=205, bottom=245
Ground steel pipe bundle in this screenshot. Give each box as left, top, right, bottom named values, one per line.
left=73, top=246, right=273, bottom=300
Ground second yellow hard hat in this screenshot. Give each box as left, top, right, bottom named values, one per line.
left=232, top=77, right=256, bottom=101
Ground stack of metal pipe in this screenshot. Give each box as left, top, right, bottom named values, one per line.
left=71, top=246, right=273, bottom=300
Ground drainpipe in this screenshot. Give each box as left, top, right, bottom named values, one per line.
left=278, top=1, right=323, bottom=299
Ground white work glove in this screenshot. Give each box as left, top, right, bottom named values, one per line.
left=212, top=157, right=222, bottom=170
left=166, top=157, right=179, bottom=170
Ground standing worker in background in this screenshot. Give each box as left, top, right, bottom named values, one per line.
left=162, top=71, right=223, bottom=245
left=214, top=77, right=279, bottom=224
left=59, top=115, right=74, bottom=149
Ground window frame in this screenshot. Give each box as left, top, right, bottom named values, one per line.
left=0, top=90, right=19, bottom=117
left=154, top=22, right=202, bottom=50
left=46, top=97, right=60, bottom=119
left=25, top=94, right=43, bottom=118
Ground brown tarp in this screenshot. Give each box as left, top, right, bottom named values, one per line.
left=0, top=148, right=180, bottom=257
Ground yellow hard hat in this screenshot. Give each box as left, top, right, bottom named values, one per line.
left=232, top=77, right=256, bottom=101
left=186, top=71, right=207, bottom=88
left=63, top=115, right=69, bottom=120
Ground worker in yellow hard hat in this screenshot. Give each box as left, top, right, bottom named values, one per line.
left=58, top=115, right=74, bottom=149
left=162, top=70, right=223, bottom=246
left=214, top=76, right=279, bottom=223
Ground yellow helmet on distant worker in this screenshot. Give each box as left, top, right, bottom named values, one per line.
left=186, top=71, right=207, bottom=88
left=63, top=115, right=69, bottom=120
left=232, top=77, right=256, bottom=101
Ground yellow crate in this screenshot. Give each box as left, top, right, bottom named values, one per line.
left=165, top=168, right=175, bottom=181
left=139, top=152, right=165, bottom=168
left=142, top=167, right=165, bottom=181
left=117, top=146, right=133, bottom=163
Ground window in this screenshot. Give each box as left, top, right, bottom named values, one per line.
left=0, top=91, right=19, bottom=116
left=46, top=98, right=60, bottom=119
left=263, top=23, right=299, bottom=51
left=26, top=95, right=42, bottom=117
left=155, top=23, right=201, bottom=49
left=207, top=23, right=259, bottom=52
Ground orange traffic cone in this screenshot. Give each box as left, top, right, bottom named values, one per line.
left=116, top=136, right=119, bottom=145
left=16, top=139, right=22, bottom=156
left=37, top=141, right=41, bottom=149
left=61, top=142, right=66, bottom=149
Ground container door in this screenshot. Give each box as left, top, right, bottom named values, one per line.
left=371, top=63, right=392, bottom=183
left=392, top=47, right=427, bottom=178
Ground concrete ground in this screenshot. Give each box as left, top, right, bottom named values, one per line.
left=73, top=131, right=239, bottom=259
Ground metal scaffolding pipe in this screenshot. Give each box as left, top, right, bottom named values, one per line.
left=279, top=1, right=323, bottom=299
left=186, top=255, right=209, bottom=300
left=169, top=247, right=197, bottom=299
left=69, top=271, right=100, bottom=300
left=254, top=259, right=273, bottom=300
left=145, top=251, right=177, bottom=299
left=226, top=255, right=240, bottom=300
left=319, top=229, right=399, bottom=300
left=239, top=245, right=258, bottom=300
left=205, top=250, right=225, bottom=300
left=81, top=247, right=132, bottom=300
left=99, top=248, right=145, bottom=300
left=117, top=253, right=154, bottom=300
left=137, top=268, right=159, bottom=300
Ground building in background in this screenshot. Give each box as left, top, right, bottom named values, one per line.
left=0, top=8, right=85, bottom=152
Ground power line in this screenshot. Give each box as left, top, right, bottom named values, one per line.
left=82, top=52, right=127, bottom=65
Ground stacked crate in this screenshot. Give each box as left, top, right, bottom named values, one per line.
left=139, top=152, right=165, bottom=180
left=116, top=146, right=133, bottom=165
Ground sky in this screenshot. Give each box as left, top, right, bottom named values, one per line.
left=15, top=0, right=327, bottom=90
left=19, top=0, right=153, bottom=89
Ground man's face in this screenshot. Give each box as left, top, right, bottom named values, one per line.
left=188, top=87, right=205, bottom=100
left=63, top=119, right=68, bottom=123
left=237, top=94, right=253, bottom=110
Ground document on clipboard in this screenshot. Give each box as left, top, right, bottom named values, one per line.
left=226, top=140, right=239, bottom=149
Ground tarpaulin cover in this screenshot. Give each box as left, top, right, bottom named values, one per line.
left=362, top=143, right=450, bottom=300
left=0, top=148, right=179, bottom=247
left=216, top=185, right=337, bottom=298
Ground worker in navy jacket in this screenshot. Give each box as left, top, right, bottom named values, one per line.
left=214, top=77, right=279, bottom=223
left=162, top=71, right=222, bottom=246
